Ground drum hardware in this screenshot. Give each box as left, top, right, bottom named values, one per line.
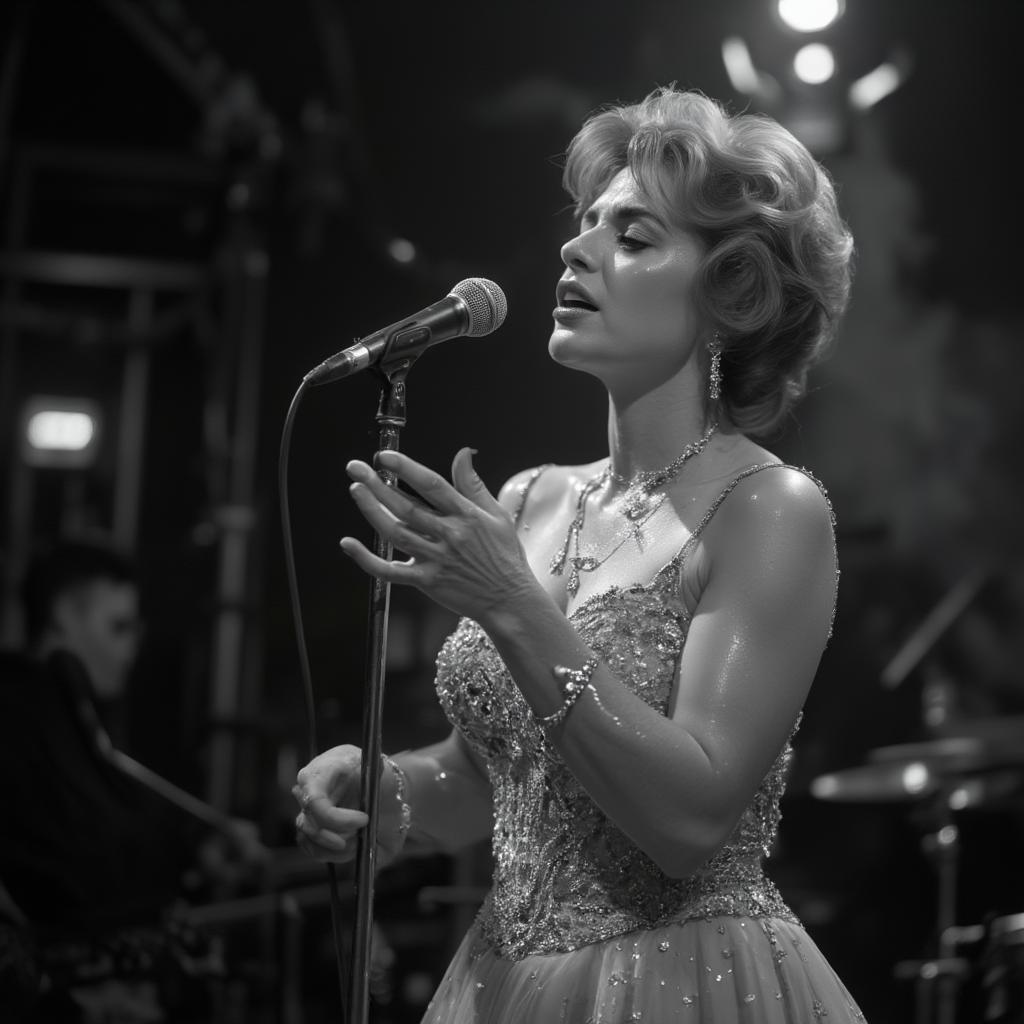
left=812, top=729, right=1024, bottom=1024
left=981, top=913, right=1024, bottom=1024
left=844, top=564, right=1024, bottom=1021
left=893, top=957, right=971, bottom=1024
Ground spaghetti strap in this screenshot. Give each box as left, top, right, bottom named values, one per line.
left=647, top=461, right=839, bottom=636
left=658, top=462, right=837, bottom=582
left=511, top=464, right=553, bottom=528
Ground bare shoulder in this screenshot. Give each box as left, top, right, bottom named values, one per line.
left=720, top=462, right=832, bottom=525
left=710, top=462, right=835, bottom=559
left=496, top=460, right=605, bottom=522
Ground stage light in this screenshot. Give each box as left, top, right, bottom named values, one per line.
left=722, top=37, right=761, bottom=94
left=20, top=396, right=102, bottom=468
left=721, top=37, right=782, bottom=105
left=793, top=43, right=836, bottom=84
left=777, top=0, right=843, bottom=33
left=848, top=60, right=903, bottom=110
left=387, top=237, right=417, bottom=265
left=901, top=762, right=930, bottom=796
left=809, top=774, right=839, bottom=799
left=28, top=411, right=94, bottom=450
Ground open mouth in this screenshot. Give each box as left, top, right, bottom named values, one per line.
left=556, top=280, right=599, bottom=312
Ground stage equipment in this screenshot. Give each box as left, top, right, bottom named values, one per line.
left=280, top=279, right=507, bottom=1024
left=775, top=0, right=844, bottom=34
left=721, top=0, right=908, bottom=155
left=980, top=913, right=1024, bottom=1023
left=304, top=278, right=506, bottom=386
left=19, top=395, right=101, bottom=468
left=0, top=0, right=277, bottom=814
left=812, top=722, right=1024, bottom=1023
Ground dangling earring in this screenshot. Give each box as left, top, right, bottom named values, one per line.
left=708, top=334, right=723, bottom=402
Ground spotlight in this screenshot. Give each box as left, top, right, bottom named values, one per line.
left=793, top=43, right=836, bottom=84
left=777, top=0, right=844, bottom=33
left=387, top=237, right=417, bottom=265
left=20, top=396, right=102, bottom=468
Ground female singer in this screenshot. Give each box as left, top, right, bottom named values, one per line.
left=294, top=86, right=863, bottom=1022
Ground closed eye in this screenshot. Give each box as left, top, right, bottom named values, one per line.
left=617, top=233, right=650, bottom=252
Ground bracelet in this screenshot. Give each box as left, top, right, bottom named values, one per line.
left=382, top=755, right=412, bottom=839
left=535, top=657, right=599, bottom=730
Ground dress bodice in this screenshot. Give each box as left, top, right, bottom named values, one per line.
left=434, top=465, right=827, bottom=961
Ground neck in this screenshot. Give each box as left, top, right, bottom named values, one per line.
left=605, top=376, right=710, bottom=484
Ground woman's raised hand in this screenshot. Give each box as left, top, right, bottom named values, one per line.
left=293, top=745, right=405, bottom=866
left=340, top=447, right=540, bottom=624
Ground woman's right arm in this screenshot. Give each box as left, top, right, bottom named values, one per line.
left=392, top=729, right=493, bottom=856
left=294, top=727, right=493, bottom=865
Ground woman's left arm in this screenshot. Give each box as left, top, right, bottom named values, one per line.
left=341, top=448, right=836, bottom=879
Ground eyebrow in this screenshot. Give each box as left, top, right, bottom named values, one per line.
left=582, top=202, right=669, bottom=232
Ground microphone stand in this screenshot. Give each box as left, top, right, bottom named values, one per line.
left=347, top=358, right=413, bottom=1024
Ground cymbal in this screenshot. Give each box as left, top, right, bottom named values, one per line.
left=867, top=737, right=993, bottom=773
left=932, top=714, right=1024, bottom=742
left=811, top=761, right=941, bottom=803
left=868, top=722, right=1024, bottom=772
left=810, top=761, right=1023, bottom=807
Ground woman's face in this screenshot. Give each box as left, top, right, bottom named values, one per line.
left=549, top=168, right=706, bottom=388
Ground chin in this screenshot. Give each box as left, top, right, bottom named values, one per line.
left=548, top=328, right=590, bottom=368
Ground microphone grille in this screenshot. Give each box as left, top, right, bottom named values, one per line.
left=450, top=278, right=508, bottom=337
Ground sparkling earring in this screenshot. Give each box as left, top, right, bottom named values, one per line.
left=708, top=335, right=723, bottom=402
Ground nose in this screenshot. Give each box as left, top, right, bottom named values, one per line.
left=560, top=225, right=597, bottom=271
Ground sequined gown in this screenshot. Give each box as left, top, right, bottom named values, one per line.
left=425, top=465, right=866, bottom=1023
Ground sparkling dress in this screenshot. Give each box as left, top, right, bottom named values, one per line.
left=424, top=465, right=866, bottom=1023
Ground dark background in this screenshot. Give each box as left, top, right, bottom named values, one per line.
left=2, top=1, right=1024, bottom=1020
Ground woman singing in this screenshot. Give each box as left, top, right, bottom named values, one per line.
left=293, top=87, right=863, bottom=1022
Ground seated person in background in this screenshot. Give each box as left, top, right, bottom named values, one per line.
left=0, top=539, right=259, bottom=1021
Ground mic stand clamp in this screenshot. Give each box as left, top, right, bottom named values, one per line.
left=347, top=356, right=415, bottom=1024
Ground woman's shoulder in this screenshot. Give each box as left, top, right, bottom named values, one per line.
left=497, top=460, right=605, bottom=522
left=707, top=456, right=836, bottom=554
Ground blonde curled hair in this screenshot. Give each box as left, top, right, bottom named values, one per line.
left=563, top=87, right=854, bottom=435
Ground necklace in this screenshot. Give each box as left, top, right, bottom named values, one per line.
left=549, top=421, right=718, bottom=598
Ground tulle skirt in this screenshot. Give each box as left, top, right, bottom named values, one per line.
left=421, top=915, right=866, bottom=1023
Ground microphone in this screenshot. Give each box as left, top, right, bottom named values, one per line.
left=303, top=277, right=507, bottom=386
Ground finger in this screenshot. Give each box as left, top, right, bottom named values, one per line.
left=303, top=796, right=369, bottom=834
left=346, top=461, right=448, bottom=539
left=349, top=482, right=446, bottom=559
left=295, top=810, right=358, bottom=854
left=339, top=536, right=425, bottom=585
left=451, top=447, right=505, bottom=515
left=374, top=450, right=474, bottom=516
left=296, top=829, right=354, bottom=864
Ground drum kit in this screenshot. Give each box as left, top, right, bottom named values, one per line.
left=810, top=570, right=1024, bottom=1023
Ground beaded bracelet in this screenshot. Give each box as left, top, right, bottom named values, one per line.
left=535, top=657, right=600, bottom=731
left=382, top=754, right=412, bottom=839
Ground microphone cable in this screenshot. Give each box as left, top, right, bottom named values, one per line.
left=278, top=377, right=350, bottom=1024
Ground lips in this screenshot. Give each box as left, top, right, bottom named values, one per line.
left=555, top=280, right=599, bottom=311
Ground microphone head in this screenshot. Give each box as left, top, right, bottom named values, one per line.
left=450, top=278, right=508, bottom=337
